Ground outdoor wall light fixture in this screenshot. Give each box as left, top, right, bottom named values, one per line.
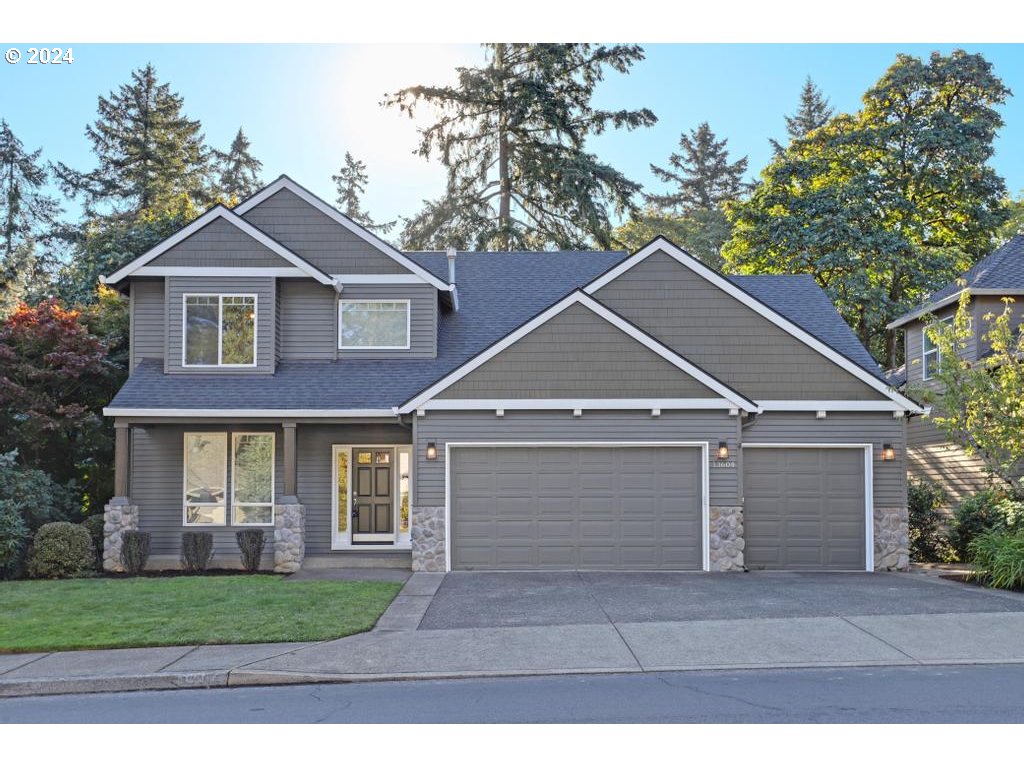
left=426, top=441, right=438, bottom=460
left=717, top=441, right=730, bottom=460
left=881, top=443, right=896, bottom=461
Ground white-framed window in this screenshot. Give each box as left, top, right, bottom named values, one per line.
left=183, top=433, right=227, bottom=525
left=339, top=299, right=410, bottom=350
left=184, top=294, right=257, bottom=367
left=231, top=432, right=275, bottom=526
left=922, top=317, right=953, bottom=381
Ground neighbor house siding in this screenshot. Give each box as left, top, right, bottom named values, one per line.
left=336, top=284, right=438, bottom=359
left=240, top=188, right=409, bottom=274
left=594, top=249, right=882, bottom=400
left=294, top=423, right=413, bottom=555
left=436, top=303, right=717, bottom=399
left=907, top=416, right=991, bottom=510
left=165, top=275, right=276, bottom=375
left=413, top=410, right=738, bottom=508
left=975, top=293, right=1023, bottom=358
left=130, top=278, right=165, bottom=372
left=904, top=311, right=972, bottom=394
left=146, top=217, right=292, bottom=268
left=129, top=424, right=283, bottom=559
left=741, top=412, right=906, bottom=508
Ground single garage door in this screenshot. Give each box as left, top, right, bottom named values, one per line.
left=450, top=445, right=704, bottom=570
left=743, top=447, right=866, bottom=570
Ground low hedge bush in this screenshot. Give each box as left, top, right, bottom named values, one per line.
left=951, top=489, right=1024, bottom=560
left=969, top=529, right=1024, bottom=590
left=121, top=531, right=151, bottom=575
left=181, top=532, right=214, bottom=572
left=27, top=522, right=96, bottom=579
left=236, top=529, right=265, bottom=572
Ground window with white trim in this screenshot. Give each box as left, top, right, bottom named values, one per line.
left=922, top=317, right=953, bottom=381
left=232, top=433, right=275, bottom=525
left=184, top=433, right=227, bottom=525
left=339, top=300, right=410, bottom=349
left=184, top=294, right=256, bottom=366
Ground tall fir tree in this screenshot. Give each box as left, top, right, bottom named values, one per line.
left=332, top=152, right=394, bottom=233
left=770, top=76, right=834, bottom=154
left=385, top=44, right=656, bottom=250
left=647, top=122, right=748, bottom=213
left=213, top=128, right=263, bottom=202
left=55, top=63, right=212, bottom=217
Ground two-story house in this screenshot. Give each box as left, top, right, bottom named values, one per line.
left=101, top=175, right=921, bottom=574
left=888, top=235, right=1024, bottom=509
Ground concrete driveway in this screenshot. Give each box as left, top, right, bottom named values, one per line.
left=419, top=571, right=1024, bottom=630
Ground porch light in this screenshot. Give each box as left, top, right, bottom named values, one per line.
left=881, top=443, right=896, bottom=462
left=717, top=441, right=730, bottom=460
left=426, top=441, right=438, bottom=460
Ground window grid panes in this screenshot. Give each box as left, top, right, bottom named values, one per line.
left=185, top=295, right=256, bottom=366
left=339, top=301, right=409, bottom=349
left=184, top=433, right=227, bottom=525
left=232, top=433, right=275, bottom=526
left=923, top=317, right=953, bottom=380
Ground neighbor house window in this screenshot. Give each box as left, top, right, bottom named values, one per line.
left=184, top=294, right=256, bottom=366
left=922, top=317, right=953, bottom=381
left=184, top=433, right=227, bottom=525
left=339, top=300, right=410, bottom=349
left=232, top=433, right=275, bottom=525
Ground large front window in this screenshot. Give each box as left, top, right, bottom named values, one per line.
left=339, top=300, right=410, bottom=349
left=184, top=433, right=227, bottom=525
left=185, top=294, right=256, bottom=366
left=232, top=433, right=275, bottom=525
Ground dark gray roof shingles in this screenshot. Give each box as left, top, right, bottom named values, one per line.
left=930, top=235, right=1024, bottom=303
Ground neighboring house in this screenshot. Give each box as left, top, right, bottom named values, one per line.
left=101, top=175, right=921, bottom=575
left=888, top=235, right=1024, bottom=509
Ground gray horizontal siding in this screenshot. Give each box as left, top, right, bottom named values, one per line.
left=165, top=276, right=276, bottom=374
left=277, top=280, right=337, bottom=360
left=130, top=279, right=164, bottom=372
left=148, top=217, right=292, bottom=268
left=438, top=303, right=716, bottom=399
left=241, top=188, right=409, bottom=275
left=337, top=284, right=437, bottom=359
left=595, top=249, right=881, bottom=400
left=130, top=424, right=283, bottom=559
left=295, top=423, right=412, bottom=555
left=741, top=412, right=906, bottom=508
left=413, top=410, right=739, bottom=508
left=975, top=293, right=1023, bottom=359
left=907, top=416, right=991, bottom=510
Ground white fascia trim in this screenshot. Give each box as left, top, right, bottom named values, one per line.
left=887, top=288, right=1016, bottom=329
left=757, top=400, right=910, bottom=412
left=101, top=206, right=333, bottom=286
left=134, top=266, right=309, bottom=277
left=420, top=398, right=738, bottom=411
left=584, top=237, right=922, bottom=414
left=103, top=408, right=395, bottom=418
left=400, top=291, right=758, bottom=414
left=330, top=273, right=428, bottom=285
left=234, top=177, right=451, bottom=292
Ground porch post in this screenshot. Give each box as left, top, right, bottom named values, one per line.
left=274, top=421, right=305, bottom=573
left=282, top=421, right=297, bottom=501
left=113, top=423, right=130, bottom=501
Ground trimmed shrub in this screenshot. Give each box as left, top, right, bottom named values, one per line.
left=908, top=480, right=956, bottom=563
left=84, top=514, right=105, bottom=568
left=0, top=510, right=31, bottom=579
left=236, top=529, right=265, bottom=572
left=969, top=529, right=1024, bottom=590
left=121, top=531, right=151, bottom=575
left=181, top=532, right=213, bottom=572
left=26, top=522, right=96, bottom=579
left=951, top=489, right=1024, bottom=560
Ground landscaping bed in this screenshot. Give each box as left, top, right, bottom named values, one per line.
left=0, top=575, right=402, bottom=653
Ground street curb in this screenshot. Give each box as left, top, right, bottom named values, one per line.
left=0, top=671, right=228, bottom=698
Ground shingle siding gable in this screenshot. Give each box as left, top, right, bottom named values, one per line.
left=146, top=217, right=293, bottom=269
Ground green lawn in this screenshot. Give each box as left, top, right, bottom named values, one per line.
left=0, top=575, right=402, bottom=653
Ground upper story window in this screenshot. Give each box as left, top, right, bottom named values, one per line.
left=184, top=294, right=256, bottom=367
left=339, top=300, right=410, bottom=350
left=922, top=316, right=953, bottom=381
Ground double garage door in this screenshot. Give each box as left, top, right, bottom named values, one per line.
left=448, top=445, right=868, bottom=571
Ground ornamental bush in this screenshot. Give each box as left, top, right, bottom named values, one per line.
left=907, top=480, right=956, bottom=563
left=0, top=510, right=31, bottom=579
left=969, top=529, right=1024, bottom=590
left=181, top=532, right=213, bottom=572
left=121, top=530, right=151, bottom=575
left=951, top=489, right=1024, bottom=560
left=236, top=529, right=265, bottom=572
left=83, top=513, right=105, bottom=568
left=27, top=522, right=96, bottom=579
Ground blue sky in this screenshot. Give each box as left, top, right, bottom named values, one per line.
left=1, top=43, right=1022, bottom=227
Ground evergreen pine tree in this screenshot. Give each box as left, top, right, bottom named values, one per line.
left=647, top=122, right=748, bottom=213
left=770, top=76, right=834, bottom=154
left=213, top=128, right=263, bottom=202
left=385, top=44, right=656, bottom=250
left=332, top=152, right=394, bottom=233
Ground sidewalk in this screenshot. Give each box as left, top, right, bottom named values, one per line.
left=4, top=573, right=1024, bottom=697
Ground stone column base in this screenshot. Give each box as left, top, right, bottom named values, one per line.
left=411, top=506, right=446, bottom=572
left=103, top=498, right=139, bottom=572
left=874, top=506, right=910, bottom=571
left=274, top=503, right=306, bottom=573
left=708, top=506, right=745, bottom=572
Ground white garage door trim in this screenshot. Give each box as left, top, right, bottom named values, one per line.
left=444, top=441, right=711, bottom=572
left=742, top=443, right=874, bottom=572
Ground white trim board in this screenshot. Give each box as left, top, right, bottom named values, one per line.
left=420, top=398, right=739, bottom=412
left=134, top=266, right=310, bottom=278
left=101, top=205, right=334, bottom=286
left=400, top=291, right=758, bottom=414
left=443, top=441, right=711, bottom=573
left=756, top=401, right=910, bottom=413
left=584, top=237, right=922, bottom=414
left=234, top=176, right=451, bottom=292
left=742, top=442, right=875, bottom=572
left=331, top=274, right=429, bottom=285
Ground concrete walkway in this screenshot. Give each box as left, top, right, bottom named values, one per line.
left=4, top=572, right=1024, bottom=697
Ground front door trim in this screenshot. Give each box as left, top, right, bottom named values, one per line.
left=444, top=441, right=711, bottom=573
left=331, top=443, right=412, bottom=551
left=741, top=443, right=874, bottom=572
